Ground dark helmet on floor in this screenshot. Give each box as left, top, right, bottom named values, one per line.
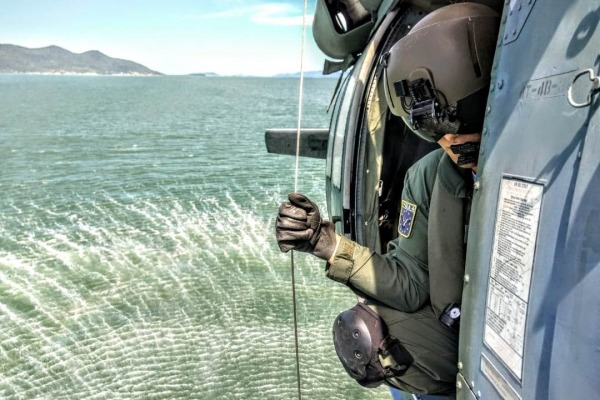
left=382, top=3, right=500, bottom=142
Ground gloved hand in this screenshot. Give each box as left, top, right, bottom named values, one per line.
left=276, top=193, right=337, bottom=261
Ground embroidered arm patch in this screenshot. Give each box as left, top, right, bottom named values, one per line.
left=398, top=200, right=417, bottom=238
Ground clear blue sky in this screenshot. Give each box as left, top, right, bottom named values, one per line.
left=0, top=0, right=327, bottom=76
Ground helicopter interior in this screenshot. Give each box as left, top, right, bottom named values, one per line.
left=345, top=1, right=501, bottom=254
left=348, top=4, right=439, bottom=253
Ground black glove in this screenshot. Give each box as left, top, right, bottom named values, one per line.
left=276, top=193, right=337, bottom=261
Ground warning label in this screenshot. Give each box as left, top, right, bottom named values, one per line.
left=484, top=178, right=543, bottom=379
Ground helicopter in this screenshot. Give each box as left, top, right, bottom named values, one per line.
left=265, top=0, right=600, bottom=399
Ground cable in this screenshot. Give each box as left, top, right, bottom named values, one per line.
left=290, top=251, right=302, bottom=400
left=294, top=0, right=308, bottom=193
left=290, top=1, right=309, bottom=399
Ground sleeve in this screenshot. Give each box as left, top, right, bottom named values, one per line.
left=325, top=149, right=442, bottom=312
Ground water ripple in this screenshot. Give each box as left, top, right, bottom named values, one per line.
left=0, top=76, right=388, bottom=400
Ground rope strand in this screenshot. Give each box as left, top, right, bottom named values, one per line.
left=290, top=1, right=309, bottom=399
left=294, top=0, right=308, bottom=193
left=290, top=251, right=302, bottom=400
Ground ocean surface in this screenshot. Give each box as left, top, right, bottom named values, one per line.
left=0, top=75, right=390, bottom=400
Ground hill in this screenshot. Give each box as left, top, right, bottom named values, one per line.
left=188, top=72, right=220, bottom=77
left=0, top=44, right=161, bottom=75
left=273, top=70, right=341, bottom=78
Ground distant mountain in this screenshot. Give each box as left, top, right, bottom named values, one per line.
left=188, top=72, right=220, bottom=77
left=0, top=44, right=161, bottom=75
left=273, top=70, right=341, bottom=78
left=187, top=71, right=339, bottom=78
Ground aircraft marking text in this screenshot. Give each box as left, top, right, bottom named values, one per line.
left=520, top=71, right=575, bottom=101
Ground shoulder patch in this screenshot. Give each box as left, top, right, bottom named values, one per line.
left=398, top=200, right=417, bottom=238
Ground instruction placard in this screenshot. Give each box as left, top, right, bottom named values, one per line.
left=484, top=178, right=543, bottom=379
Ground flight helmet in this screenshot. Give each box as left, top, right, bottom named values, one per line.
left=382, top=3, right=500, bottom=142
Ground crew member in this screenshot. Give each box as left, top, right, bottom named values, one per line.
left=277, top=1, right=498, bottom=317
left=276, top=3, right=500, bottom=393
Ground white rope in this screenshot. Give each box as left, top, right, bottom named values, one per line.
left=290, top=1, right=309, bottom=399
left=293, top=0, right=309, bottom=192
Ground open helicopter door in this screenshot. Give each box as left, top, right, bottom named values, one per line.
left=458, top=0, right=600, bottom=399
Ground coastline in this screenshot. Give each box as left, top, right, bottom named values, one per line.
left=0, top=71, right=160, bottom=76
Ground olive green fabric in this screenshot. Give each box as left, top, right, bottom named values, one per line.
left=428, top=154, right=471, bottom=316
left=369, top=303, right=458, bottom=395
left=326, top=148, right=471, bottom=312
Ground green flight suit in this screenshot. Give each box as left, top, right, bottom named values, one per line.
left=326, top=148, right=472, bottom=313
left=368, top=302, right=458, bottom=395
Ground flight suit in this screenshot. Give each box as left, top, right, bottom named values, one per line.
left=326, top=148, right=472, bottom=314
left=370, top=303, right=458, bottom=395
left=333, top=301, right=459, bottom=395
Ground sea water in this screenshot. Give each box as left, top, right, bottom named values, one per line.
left=0, top=75, right=390, bottom=399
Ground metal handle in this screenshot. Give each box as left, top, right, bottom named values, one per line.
left=567, top=68, right=600, bottom=108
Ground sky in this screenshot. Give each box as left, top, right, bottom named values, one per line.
left=0, top=0, right=328, bottom=76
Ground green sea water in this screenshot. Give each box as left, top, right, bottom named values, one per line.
left=0, top=75, right=390, bottom=399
